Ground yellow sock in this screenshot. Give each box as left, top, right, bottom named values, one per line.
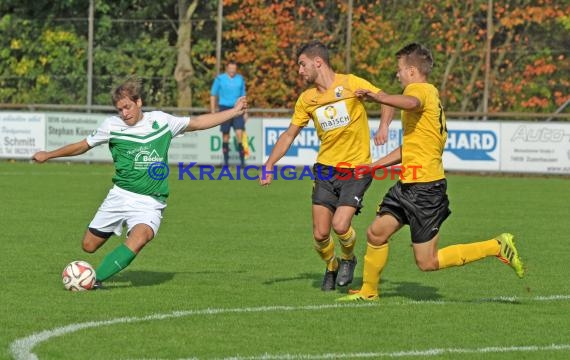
left=337, top=226, right=356, bottom=260
left=314, top=236, right=338, bottom=271
left=437, top=239, right=500, bottom=269
left=360, top=243, right=389, bottom=296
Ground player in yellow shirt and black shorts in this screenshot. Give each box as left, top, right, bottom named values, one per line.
left=260, top=40, right=394, bottom=291
left=338, top=43, right=525, bottom=301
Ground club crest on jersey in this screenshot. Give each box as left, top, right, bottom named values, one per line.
left=334, top=86, right=344, bottom=98
left=152, top=120, right=159, bottom=129
left=324, top=105, right=338, bottom=120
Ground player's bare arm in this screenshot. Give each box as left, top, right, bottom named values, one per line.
left=375, top=103, right=396, bottom=146
left=259, top=124, right=302, bottom=186
left=355, top=89, right=420, bottom=111
left=369, top=146, right=402, bottom=169
left=32, top=139, right=91, bottom=163
left=186, top=96, right=248, bottom=132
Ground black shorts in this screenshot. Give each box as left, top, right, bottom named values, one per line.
left=378, top=179, right=451, bottom=243
left=311, top=163, right=373, bottom=215
left=219, top=105, right=245, bottom=133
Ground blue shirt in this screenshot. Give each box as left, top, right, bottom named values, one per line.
left=210, top=73, right=246, bottom=107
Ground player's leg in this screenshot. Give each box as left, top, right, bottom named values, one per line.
left=311, top=164, right=340, bottom=291
left=337, top=213, right=400, bottom=301
left=406, top=179, right=522, bottom=276
left=337, top=182, right=405, bottom=301
left=234, top=115, right=245, bottom=167
left=331, top=205, right=358, bottom=286
left=221, top=128, right=231, bottom=167
left=82, top=228, right=113, bottom=253
left=313, top=204, right=336, bottom=291
left=93, top=188, right=165, bottom=284
left=94, top=224, right=154, bottom=282
left=83, top=186, right=127, bottom=283
left=333, top=171, right=373, bottom=286
left=416, top=233, right=524, bottom=277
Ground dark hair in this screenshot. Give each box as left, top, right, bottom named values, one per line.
left=112, top=77, right=143, bottom=106
left=396, top=43, right=434, bottom=76
left=297, top=40, right=330, bottom=66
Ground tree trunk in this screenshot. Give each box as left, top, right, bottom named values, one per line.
left=174, top=0, right=198, bottom=109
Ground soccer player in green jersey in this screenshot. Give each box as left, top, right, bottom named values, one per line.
left=33, top=77, right=248, bottom=288
left=337, top=43, right=524, bottom=301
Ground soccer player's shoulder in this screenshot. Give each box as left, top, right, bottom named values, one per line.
left=298, top=86, right=319, bottom=106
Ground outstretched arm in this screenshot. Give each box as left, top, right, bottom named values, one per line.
left=259, top=123, right=302, bottom=186
left=32, top=139, right=91, bottom=163
left=356, top=89, right=420, bottom=111
left=186, top=96, right=248, bottom=132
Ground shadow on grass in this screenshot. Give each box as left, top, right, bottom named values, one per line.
left=263, top=273, right=444, bottom=301
left=103, top=270, right=175, bottom=288
left=380, top=280, right=443, bottom=301
left=262, top=272, right=322, bottom=286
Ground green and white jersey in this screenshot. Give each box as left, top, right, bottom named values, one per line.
left=86, top=111, right=190, bottom=202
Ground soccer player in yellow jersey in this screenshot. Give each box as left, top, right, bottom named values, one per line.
left=338, top=43, right=524, bottom=301
left=260, top=40, right=394, bottom=291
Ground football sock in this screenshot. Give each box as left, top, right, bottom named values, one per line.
left=95, top=243, right=136, bottom=281
left=222, top=142, right=230, bottom=166
left=238, top=143, right=245, bottom=166
left=437, top=239, right=501, bottom=269
left=360, top=243, right=389, bottom=296
left=337, top=226, right=356, bottom=260
left=314, top=236, right=338, bottom=271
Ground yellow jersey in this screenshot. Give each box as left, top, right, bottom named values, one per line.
left=291, top=74, right=379, bottom=167
left=401, top=82, right=447, bottom=183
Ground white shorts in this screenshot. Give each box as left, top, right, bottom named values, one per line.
left=88, top=185, right=166, bottom=237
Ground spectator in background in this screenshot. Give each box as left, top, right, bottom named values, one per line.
left=210, top=60, right=248, bottom=167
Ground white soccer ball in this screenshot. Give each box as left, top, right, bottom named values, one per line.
left=62, top=260, right=96, bottom=291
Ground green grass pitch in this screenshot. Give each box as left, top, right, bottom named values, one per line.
left=1, top=161, right=569, bottom=359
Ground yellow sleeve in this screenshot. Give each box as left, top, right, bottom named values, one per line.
left=348, top=74, right=381, bottom=94
left=291, top=94, right=311, bottom=127
left=403, top=84, right=425, bottom=110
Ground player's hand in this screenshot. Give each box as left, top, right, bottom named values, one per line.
left=374, top=124, right=389, bottom=146
left=259, top=167, right=273, bottom=186
left=354, top=88, right=372, bottom=98
left=234, top=96, right=248, bottom=115
left=32, top=151, right=49, bottom=163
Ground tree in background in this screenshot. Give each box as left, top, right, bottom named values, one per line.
left=0, top=0, right=568, bottom=114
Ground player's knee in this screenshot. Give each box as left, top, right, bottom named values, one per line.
left=331, top=222, right=350, bottom=237
left=82, top=241, right=98, bottom=253
left=83, top=228, right=111, bottom=253
left=415, top=258, right=438, bottom=271
left=366, top=226, right=388, bottom=247
left=312, top=228, right=330, bottom=242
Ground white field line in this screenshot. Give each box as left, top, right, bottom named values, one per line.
left=214, top=344, right=570, bottom=360
left=9, top=295, right=570, bottom=360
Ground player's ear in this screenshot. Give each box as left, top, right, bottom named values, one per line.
left=312, top=56, right=322, bottom=67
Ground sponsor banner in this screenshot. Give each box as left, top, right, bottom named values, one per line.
left=368, top=120, right=402, bottom=161
left=45, top=112, right=111, bottom=161
left=0, top=112, right=45, bottom=159
left=263, top=119, right=319, bottom=165
left=443, top=120, right=501, bottom=171
left=262, top=119, right=502, bottom=172
left=500, top=122, right=570, bottom=174
left=168, top=117, right=262, bottom=165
